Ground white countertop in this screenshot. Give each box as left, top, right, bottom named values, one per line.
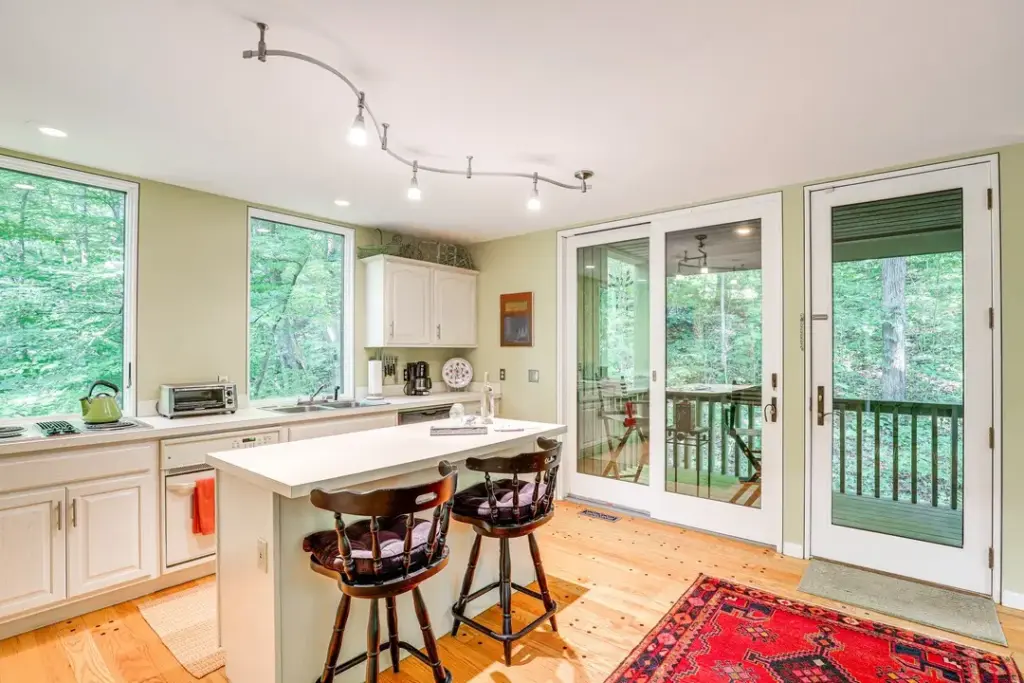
left=0, top=392, right=486, bottom=457
left=206, top=418, right=567, bottom=498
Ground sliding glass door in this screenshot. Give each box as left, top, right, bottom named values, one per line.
left=564, top=224, right=653, bottom=508
left=648, top=194, right=783, bottom=546
left=563, top=195, right=782, bottom=548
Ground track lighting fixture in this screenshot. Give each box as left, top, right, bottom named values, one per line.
left=527, top=173, right=541, bottom=211
left=243, top=22, right=594, bottom=211
left=407, top=161, right=422, bottom=201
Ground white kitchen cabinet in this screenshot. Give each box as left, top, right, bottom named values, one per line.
left=288, top=413, right=396, bottom=441
left=364, top=255, right=478, bottom=348
left=0, top=488, right=66, bottom=619
left=66, top=473, right=157, bottom=597
left=433, top=269, right=477, bottom=346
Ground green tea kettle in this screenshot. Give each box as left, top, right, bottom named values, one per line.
left=80, top=380, right=123, bottom=424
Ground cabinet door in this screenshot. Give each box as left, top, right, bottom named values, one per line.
left=0, top=488, right=66, bottom=619
left=385, top=262, right=433, bottom=345
left=67, top=474, right=157, bottom=597
left=433, top=270, right=477, bottom=346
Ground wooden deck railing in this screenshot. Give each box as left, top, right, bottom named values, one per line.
left=577, top=390, right=963, bottom=510
left=832, top=398, right=963, bottom=509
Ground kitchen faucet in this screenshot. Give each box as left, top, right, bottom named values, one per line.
left=301, top=383, right=329, bottom=405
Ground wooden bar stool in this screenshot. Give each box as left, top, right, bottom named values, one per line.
left=303, top=461, right=458, bottom=683
left=449, top=437, right=561, bottom=666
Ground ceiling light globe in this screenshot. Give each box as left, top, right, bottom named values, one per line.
left=527, top=196, right=541, bottom=211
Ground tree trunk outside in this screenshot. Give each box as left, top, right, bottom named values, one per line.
left=881, top=257, right=907, bottom=401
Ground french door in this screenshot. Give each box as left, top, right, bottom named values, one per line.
left=808, top=160, right=996, bottom=594
left=564, top=194, right=783, bottom=548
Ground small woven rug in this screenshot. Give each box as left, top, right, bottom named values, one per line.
left=606, top=575, right=1020, bottom=683
left=137, top=581, right=224, bottom=678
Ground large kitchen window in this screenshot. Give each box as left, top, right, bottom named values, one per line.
left=0, top=156, right=138, bottom=418
left=248, top=208, right=355, bottom=402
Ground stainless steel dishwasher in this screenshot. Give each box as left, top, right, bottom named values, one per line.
left=397, top=405, right=454, bottom=424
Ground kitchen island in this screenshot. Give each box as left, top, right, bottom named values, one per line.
left=207, top=417, right=566, bottom=683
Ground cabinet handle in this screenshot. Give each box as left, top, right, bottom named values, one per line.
left=56, top=501, right=62, bottom=531
left=437, top=324, right=441, bottom=340
left=71, top=499, right=77, bottom=528
left=389, top=321, right=394, bottom=339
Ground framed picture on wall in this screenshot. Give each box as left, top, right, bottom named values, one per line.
left=500, top=292, right=533, bottom=347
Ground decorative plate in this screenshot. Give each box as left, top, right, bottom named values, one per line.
left=442, top=357, right=474, bottom=390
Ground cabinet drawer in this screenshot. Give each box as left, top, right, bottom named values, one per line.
left=0, top=442, right=158, bottom=494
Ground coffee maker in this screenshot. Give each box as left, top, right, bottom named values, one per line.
left=403, top=361, right=432, bottom=396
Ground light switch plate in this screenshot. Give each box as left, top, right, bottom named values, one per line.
left=500, top=368, right=506, bottom=380
left=528, top=369, right=540, bottom=383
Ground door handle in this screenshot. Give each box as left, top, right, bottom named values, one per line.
left=56, top=501, right=62, bottom=531
left=816, top=386, right=831, bottom=426
left=763, top=397, right=777, bottom=423
left=71, top=499, right=78, bottom=528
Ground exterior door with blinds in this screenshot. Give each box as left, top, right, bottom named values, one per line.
left=808, top=159, right=996, bottom=594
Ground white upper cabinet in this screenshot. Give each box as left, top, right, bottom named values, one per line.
left=433, top=269, right=477, bottom=346
left=0, top=487, right=66, bottom=619
left=364, top=255, right=478, bottom=348
left=66, top=473, right=157, bottom=597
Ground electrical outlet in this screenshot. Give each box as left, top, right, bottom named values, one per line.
left=528, top=369, right=540, bottom=383
left=218, top=375, right=229, bottom=383
left=257, top=537, right=268, bottom=573
left=499, top=368, right=506, bottom=381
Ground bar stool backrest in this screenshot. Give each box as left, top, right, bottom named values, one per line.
left=463, top=437, right=562, bottom=526
left=309, top=461, right=458, bottom=585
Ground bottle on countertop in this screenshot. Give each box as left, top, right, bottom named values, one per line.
left=480, top=372, right=494, bottom=424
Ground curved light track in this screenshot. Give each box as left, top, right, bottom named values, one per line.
left=242, top=22, right=594, bottom=194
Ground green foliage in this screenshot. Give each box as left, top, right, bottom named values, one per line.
left=248, top=218, right=345, bottom=401
left=0, top=168, right=125, bottom=418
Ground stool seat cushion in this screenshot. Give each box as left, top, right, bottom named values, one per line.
left=303, top=516, right=433, bottom=579
left=453, top=479, right=548, bottom=523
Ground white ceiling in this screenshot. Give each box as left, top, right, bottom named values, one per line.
left=1, top=1, right=1022, bottom=243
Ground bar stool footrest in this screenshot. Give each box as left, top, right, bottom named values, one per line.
left=452, top=582, right=558, bottom=643
left=319, top=641, right=452, bottom=683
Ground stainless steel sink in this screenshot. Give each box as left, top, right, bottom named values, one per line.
left=318, top=400, right=358, bottom=409
left=265, top=405, right=333, bottom=414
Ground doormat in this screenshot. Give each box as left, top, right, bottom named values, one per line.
left=798, top=559, right=1006, bottom=646
left=607, top=574, right=1019, bottom=683
left=580, top=509, right=620, bottom=522
left=137, top=581, right=224, bottom=677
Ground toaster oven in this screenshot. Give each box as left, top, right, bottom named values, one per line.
left=158, top=382, right=237, bottom=418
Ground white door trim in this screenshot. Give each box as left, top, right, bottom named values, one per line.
left=802, top=154, right=1002, bottom=600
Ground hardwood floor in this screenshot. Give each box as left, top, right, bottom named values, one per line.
left=1, top=500, right=1021, bottom=682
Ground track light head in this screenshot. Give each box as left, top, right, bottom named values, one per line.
left=348, top=93, right=368, bottom=146
left=527, top=173, right=541, bottom=211
left=407, top=161, right=421, bottom=201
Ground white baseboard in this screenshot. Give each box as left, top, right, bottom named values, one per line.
left=1002, top=588, right=1024, bottom=611
left=0, top=560, right=215, bottom=640
left=783, top=541, right=805, bottom=559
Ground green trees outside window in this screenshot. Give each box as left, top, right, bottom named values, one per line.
left=0, top=166, right=127, bottom=419
left=248, top=216, right=347, bottom=401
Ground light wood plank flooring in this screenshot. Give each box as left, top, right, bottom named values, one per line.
left=1, top=500, right=1020, bottom=682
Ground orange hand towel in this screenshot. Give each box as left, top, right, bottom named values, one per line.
left=192, top=477, right=216, bottom=536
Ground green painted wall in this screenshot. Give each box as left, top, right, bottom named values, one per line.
left=468, top=142, right=1024, bottom=599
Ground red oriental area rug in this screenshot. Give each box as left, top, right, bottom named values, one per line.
left=607, top=575, right=1020, bottom=683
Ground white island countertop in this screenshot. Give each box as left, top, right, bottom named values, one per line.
left=206, top=418, right=566, bottom=498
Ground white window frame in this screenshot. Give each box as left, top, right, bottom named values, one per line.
left=246, top=207, right=356, bottom=406
left=0, top=153, right=139, bottom=418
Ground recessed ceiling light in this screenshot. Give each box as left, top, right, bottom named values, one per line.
left=13, top=183, right=36, bottom=191
left=38, top=126, right=67, bottom=138
left=334, top=199, right=351, bottom=207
